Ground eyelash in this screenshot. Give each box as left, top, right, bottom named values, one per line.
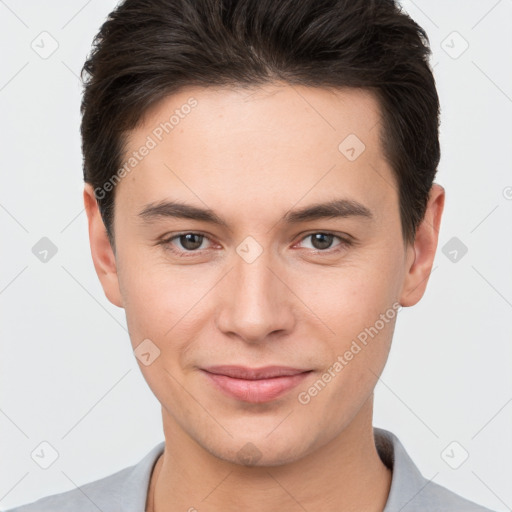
left=157, top=231, right=353, bottom=257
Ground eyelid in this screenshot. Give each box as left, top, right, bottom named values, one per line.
left=158, top=230, right=353, bottom=257
left=292, top=231, right=353, bottom=251
left=157, top=231, right=216, bottom=256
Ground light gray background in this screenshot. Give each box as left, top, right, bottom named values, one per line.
left=1, top=0, right=511, bottom=510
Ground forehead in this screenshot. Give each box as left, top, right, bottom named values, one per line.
left=116, top=83, right=396, bottom=225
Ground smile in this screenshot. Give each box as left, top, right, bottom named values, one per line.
left=201, top=366, right=313, bottom=403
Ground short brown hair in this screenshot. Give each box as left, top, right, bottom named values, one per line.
left=81, top=0, right=440, bottom=248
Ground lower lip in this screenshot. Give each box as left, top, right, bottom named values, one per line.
left=202, top=370, right=312, bottom=403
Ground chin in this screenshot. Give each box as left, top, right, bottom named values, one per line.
left=199, top=427, right=316, bottom=468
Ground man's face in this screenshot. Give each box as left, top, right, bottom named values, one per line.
left=97, top=84, right=417, bottom=465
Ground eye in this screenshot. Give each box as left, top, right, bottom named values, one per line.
left=157, top=231, right=353, bottom=258
left=296, top=232, right=352, bottom=252
left=159, top=232, right=213, bottom=255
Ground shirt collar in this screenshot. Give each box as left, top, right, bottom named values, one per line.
left=374, top=427, right=434, bottom=511
left=120, top=428, right=431, bottom=512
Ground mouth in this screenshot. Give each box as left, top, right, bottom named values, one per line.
left=201, top=365, right=313, bottom=403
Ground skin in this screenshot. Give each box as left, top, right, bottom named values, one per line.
left=83, top=83, right=444, bottom=512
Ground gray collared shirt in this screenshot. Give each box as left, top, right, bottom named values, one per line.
left=4, top=428, right=495, bottom=512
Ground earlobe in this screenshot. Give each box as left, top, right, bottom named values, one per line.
left=399, top=183, right=445, bottom=307
left=83, top=184, right=124, bottom=308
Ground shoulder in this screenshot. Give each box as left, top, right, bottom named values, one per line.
left=411, top=479, right=497, bottom=512
left=3, top=441, right=165, bottom=512
left=375, top=428, right=496, bottom=512
left=3, top=466, right=130, bottom=512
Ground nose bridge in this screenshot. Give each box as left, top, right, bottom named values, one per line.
left=216, top=243, right=294, bottom=342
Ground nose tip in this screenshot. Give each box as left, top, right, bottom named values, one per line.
left=215, top=256, right=295, bottom=344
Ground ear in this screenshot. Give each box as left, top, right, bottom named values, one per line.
left=83, top=183, right=124, bottom=308
left=399, top=183, right=445, bottom=307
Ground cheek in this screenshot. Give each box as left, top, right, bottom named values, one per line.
left=290, top=245, right=403, bottom=408
left=293, top=250, right=403, bottom=341
left=116, top=248, right=174, bottom=344
left=295, top=279, right=399, bottom=433
left=117, top=247, right=219, bottom=353
left=116, top=256, right=206, bottom=405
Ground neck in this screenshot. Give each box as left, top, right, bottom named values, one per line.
left=147, top=397, right=391, bottom=512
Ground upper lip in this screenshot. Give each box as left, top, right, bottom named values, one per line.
left=202, top=365, right=311, bottom=380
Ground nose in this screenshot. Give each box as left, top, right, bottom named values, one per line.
left=215, top=247, right=296, bottom=344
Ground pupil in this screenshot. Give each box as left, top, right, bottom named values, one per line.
left=312, top=233, right=333, bottom=250
left=181, top=233, right=202, bottom=250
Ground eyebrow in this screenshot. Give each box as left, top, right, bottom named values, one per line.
left=137, top=198, right=374, bottom=227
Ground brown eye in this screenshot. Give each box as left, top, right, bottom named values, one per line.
left=309, top=233, right=335, bottom=250
left=298, top=232, right=349, bottom=251
left=177, top=233, right=204, bottom=251
left=159, top=232, right=213, bottom=255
